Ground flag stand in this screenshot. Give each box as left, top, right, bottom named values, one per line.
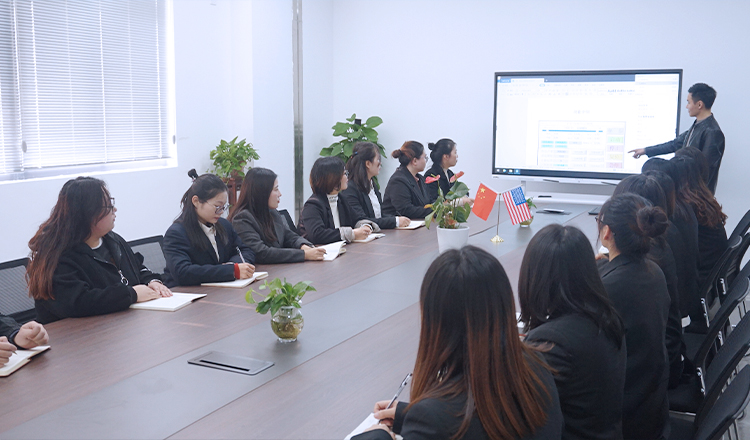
left=490, top=198, right=504, bottom=243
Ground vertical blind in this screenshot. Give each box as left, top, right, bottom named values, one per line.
left=0, top=0, right=171, bottom=179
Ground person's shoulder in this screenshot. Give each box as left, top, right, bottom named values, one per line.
left=425, top=163, right=442, bottom=178
left=232, top=208, right=255, bottom=222
left=104, top=231, right=127, bottom=245
left=164, top=221, right=188, bottom=239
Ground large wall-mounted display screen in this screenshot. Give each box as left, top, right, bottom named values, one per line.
left=492, top=70, right=682, bottom=181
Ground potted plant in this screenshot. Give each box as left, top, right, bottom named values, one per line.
left=425, top=173, right=472, bottom=253
left=319, top=114, right=386, bottom=188
left=519, top=197, right=537, bottom=227
left=208, top=137, right=260, bottom=205
left=246, top=278, right=315, bottom=343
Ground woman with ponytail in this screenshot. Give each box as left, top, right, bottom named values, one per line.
left=354, top=246, right=562, bottom=440
left=381, top=141, right=433, bottom=219
left=424, top=138, right=473, bottom=206
left=162, top=169, right=255, bottom=287
left=28, top=177, right=171, bottom=324
left=596, top=193, right=671, bottom=439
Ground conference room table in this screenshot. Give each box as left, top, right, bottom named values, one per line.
left=0, top=202, right=600, bottom=440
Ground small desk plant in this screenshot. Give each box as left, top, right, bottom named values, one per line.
left=519, top=197, right=537, bottom=226
left=424, top=173, right=472, bottom=252
left=246, top=278, right=315, bottom=343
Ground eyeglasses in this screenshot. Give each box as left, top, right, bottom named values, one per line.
left=103, top=197, right=115, bottom=213
left=213, top=203, right=229, bottom=214
left=343, top=170, right=349, bottom=177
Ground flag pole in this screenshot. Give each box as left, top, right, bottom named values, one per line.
left=491, top=195, right=504, bottom=243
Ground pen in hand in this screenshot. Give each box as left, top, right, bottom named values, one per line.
left=379, top=373, right=412, bottom=424
left=236, top=246, right=247, bottom=264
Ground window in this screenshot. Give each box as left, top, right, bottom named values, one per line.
left=0, top=0, right=174, bottom=181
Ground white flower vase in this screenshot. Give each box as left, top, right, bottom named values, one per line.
left=436, top=225, right=470, bottom=253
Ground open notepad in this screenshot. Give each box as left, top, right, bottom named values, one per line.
left=0, top=345, right=50, bottom=377
left=396, top=220, right=424, bottom=230
left=201, top=271, right=269, bottom=288
left=353, top=233, right=385, bottom=243
left=130, top=292, right=207, bottom=312
left=320, top=241, right=346, bottom=261
left=344, top=413, right=403, bottom=440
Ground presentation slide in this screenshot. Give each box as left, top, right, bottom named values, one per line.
left=492, top=71, right=681, bottom=180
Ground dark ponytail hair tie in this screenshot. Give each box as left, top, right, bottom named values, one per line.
left=187, top=168, right=199, bottom=181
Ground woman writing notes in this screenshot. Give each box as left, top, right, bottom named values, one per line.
left=381, top=141, right=433, bottom=220
left=354, top=246, right=563, bottom=440
left=231, top=168, right=326, bottom=263
left=424, top=138, right=473, bottom=206
left=28, top=177, right=171, bottom=324
left=163, top=170, right=255, bottom=287
left=298, top=157, right=372, bottom=245
left=340, top=142, right=410, bottom=230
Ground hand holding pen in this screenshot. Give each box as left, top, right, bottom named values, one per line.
left=373, top=373, right=412, bottom=427
left=235, top=246, right=256, bottom=278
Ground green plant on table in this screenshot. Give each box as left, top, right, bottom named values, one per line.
left=208, top=137, right=260, bottom=180
left=526, top=197, right=536, bottom=209
left=424, top=178, right=472, bottom=229
left=319, top=114, right=386, bottom=162
left=245, top=278, right=315, bottom=315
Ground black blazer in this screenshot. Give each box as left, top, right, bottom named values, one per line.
left=34, top=231, right=162, bottom=324
left=232, top=208, right=312, bottom=264
left=353, top=366, right=563, bottom=440
left=697, top=222, right=729, bottom=291
left=297, top=193, right=360, bottom=245
left=339, top=180, right=398, bottom=230
left=381, top=166, right=433, bottom=219
left=162, top=217, right=255, bottom=287
left=526, top=314, right=626, bottom=440
left=598, top=255, right=670, bottom=440
left=424, top=162, right=454, bottom=203
left=672, top=204, right=700, bottom=318
left=1, top=314, right=21, bottom=344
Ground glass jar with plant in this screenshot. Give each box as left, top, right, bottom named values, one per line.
left=246, top=278, right=315, bottom=343
left=425, top=176, right=473, bottom=252
left=519, top=197, right=537, bottom=226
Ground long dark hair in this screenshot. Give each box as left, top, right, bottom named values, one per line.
left=519, top=224, right=624, bottom=348
left=28, top=177, right=112, bottom=300
left=412, top=246, right=552, bottom=439
left=643, top=170, right=676, bottom=219
left=391, top=141, right=424, bottom=167
left=675, top=146, right=710, bottom=184
left=310, top=157, right=345, bottom=196
left=642, top=157, right=692, bottom=223
left=345, top=142, right=379, bottom=192
left=230, top=167, right=278, bottom=244
left=614, top=174, right=668, bottom=217
left=177, top=169, right=228, bottom=252
left=598, top=193, right=669, bottom=258
left=428, top=138, right=456, bottom=166
left=671, top=155, right=726, bottom=227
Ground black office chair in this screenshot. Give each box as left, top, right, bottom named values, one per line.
left=725, top=233, right=750, bottom=292
left=698, top=235, right=742, bottom=323
left=0, top=258, right=36, bottom=324
left=127, top=235, right=167, bottom=275
left=278, top=209, right=297, bottom=232
left=728, top=209, right=750, bottom=242
left=669, top=365, right=750, bottom=440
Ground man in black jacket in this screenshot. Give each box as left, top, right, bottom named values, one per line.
left=629, top=83, right=724, bottom=193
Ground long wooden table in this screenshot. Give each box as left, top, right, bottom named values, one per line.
left=0, top=202, right=600, bottom=439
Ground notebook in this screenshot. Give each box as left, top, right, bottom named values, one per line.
left=0, top=345, right=50, bottom=377
left=130, top=292, right=207, bottom=312
left=201, top=271, right=269, bottom=288
left=353, top=233, right=385, bottom=243
left=396, top=220, right=424, bottom=230
left=345, top=413, right=402, bottom=440
left=320, top=241, right=346, bottom=261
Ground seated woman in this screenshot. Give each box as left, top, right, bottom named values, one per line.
left=163, top=169, right=256, bottom=287
left=298, top=157, right=372, bottom=245
left=424, top=138, right=472, bottom=206
left=355, top=246, right=563, bottom=440
left=28, top=177, right=171, bottom=324
left=519, top=224, right=625, bottom=440
left=230, top=167, right=326, bottom=263
left=1, top=315, right=49, bottom=366
left=597, top=194, right=671, bottom=440
left=340, top=142, right=410, bottom=230
left=381, top=141, right=433, bottom=220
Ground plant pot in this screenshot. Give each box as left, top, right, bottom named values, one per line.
left=271, top=306, right=304, bottom=343
left=436, top=225, right=470, bottom=253
left=519, top=207, right=536, bottom=227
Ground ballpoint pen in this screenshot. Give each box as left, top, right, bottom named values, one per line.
left=379, top=373, right=412, bottom=424
left=236, top=246, right=246, bottom=264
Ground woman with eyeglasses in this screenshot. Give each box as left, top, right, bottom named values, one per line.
left=162, top=169, right=255, bottom=287
left=340, top=142, right=410, bottom=230
left=28, top=177, right=172, bottom=324
left=298, top=157, right=373, bottom=245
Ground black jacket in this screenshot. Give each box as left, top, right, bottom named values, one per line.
left=697, top=222, right=729, bottom=294
left=526, top=314, right=626, bottom=440
left=232, top=208, right=312, bottom=264
left=424, top=162, right=454, bottom=204
left=0, top=314, right=21, bottom=345
left=598, top=255, right=670, bottom=440
left=645, top=114, right=724, bottom=193
left=339, top=179, right=398, bottom=230
left=381, top=166, right=432, bottom=219
left=672, top=204, right=700, bottom=318
left=297, top=193, right=360, bottom=245
left=34, top=231, right=162, bottom=324
left=353, top=365, right=563, bottom=440
left=162, top=218, right=255, bottom=287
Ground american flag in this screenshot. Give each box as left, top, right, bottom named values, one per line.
left=501, top=186, right=532, bottom=225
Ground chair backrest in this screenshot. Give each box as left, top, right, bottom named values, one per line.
left=692, top=365, right=750, bottom=440
left=728, top=208, right=750, bottom=242
left=127, top=235, right=166, bottom=275
left=725, top=233, right=750, bottom=289
left=700, top=234, right=742, bottom=307
left=696, top=307, right=750, bottom=420
left=0, top=258, right=36, bottom=323
left=691, top=276, right=750, bottom=369
left=278, top=209, right=297, bottom=232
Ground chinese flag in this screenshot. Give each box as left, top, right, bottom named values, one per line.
left=472, top=183, right=498, bottom=221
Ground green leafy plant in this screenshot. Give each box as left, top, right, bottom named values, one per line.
left=319, top=114, right=386, bottom=161
left=208, top=137, right=260, bottom=180
left=425, top=179, right=472, bottom=229
left=245, top=278, right=316, bottom=315
left=526, top=197, right=536, bottom=209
